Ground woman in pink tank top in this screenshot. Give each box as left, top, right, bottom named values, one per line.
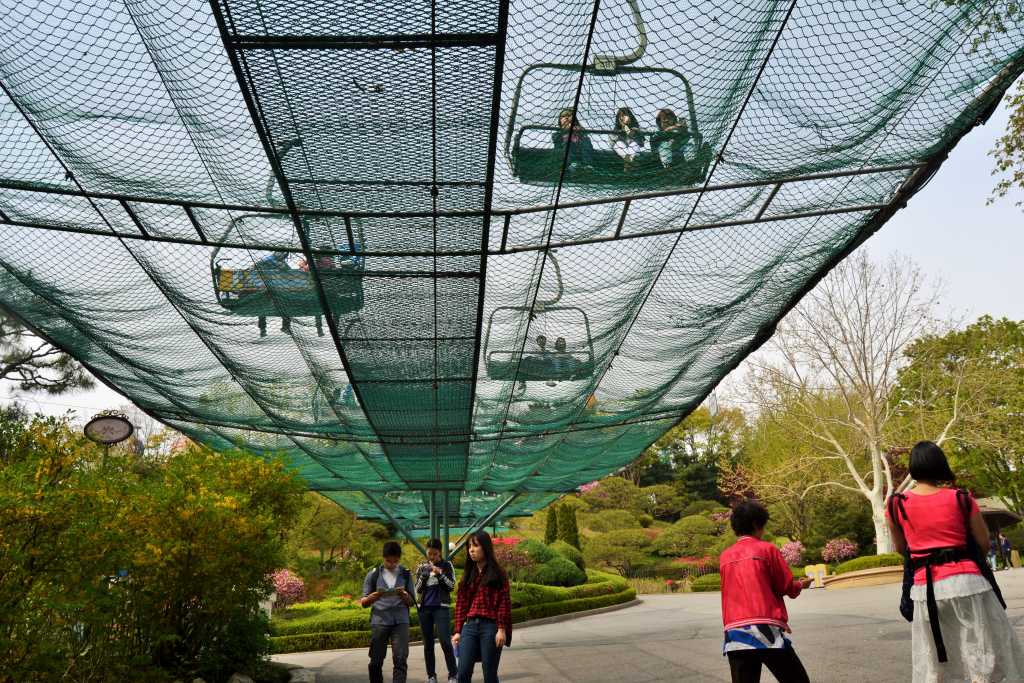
left=887, top=441, right=1024, bottom=682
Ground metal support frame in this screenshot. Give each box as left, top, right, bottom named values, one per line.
left=449, top=493, right=520, bottom=557
left=365, top=492, right=427, bottom=556
left=442, top=491, right=451, bottom=557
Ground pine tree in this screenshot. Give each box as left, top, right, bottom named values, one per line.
left=557, top=504, right=580, bottom=549
left=544, top=506, right=558, bottom=545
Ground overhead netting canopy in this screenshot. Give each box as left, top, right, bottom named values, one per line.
left=1, top=0, right=1022, bottom=530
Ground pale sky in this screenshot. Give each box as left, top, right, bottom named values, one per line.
left=5, top=92, right=1022, bottom=422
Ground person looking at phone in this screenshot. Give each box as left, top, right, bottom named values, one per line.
left=719, top=500, right=814, bottom=683
left=361, top=541, right=416, bottom=683
left=415, top=538, right=458, bottom=683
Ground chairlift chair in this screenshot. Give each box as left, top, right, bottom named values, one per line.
left=210, top=139, right=366, bottom=321
left=482, top=252, right=595, bottom=383
left=504, top=0, right=712, bottom=188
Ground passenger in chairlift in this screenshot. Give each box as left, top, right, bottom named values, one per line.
left=610, top=107, right=645, bottom=170
left=651, top=108, right=689, bottom=168
left=551, top=107, right=594, bottom=174
left=254, top=251, right=293, bottom=337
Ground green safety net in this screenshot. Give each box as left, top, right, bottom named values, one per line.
left=0, top=0, right=1021, bottom=529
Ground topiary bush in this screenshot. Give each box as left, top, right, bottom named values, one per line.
left=550, top=540, right=586, bottom=571
left=833, top=553, right=903, bottom=575
left=544, top=507, right=559, bottom=545
left=690, top=573, right=721, bottom=592
left=521, top=555, right=587, bottom=587
left=651, top=515, right=719, bottom=557
left=518, top=538, right=557, bottom=563
left=585, top=509, right=641, bottom=532
left=557, top=504, right=581, bottom=549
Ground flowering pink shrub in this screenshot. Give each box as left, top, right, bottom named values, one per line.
left=492, top=536, right=522, bottom=546
left=271, top=569, right=306, bottom=608
left=780, top=541, right=805, bottom=566
left=822, top=538, right=859, bottom=563
left=578, top=481, right=600, bottom=494
left=493, top=545, right=535, bottom=582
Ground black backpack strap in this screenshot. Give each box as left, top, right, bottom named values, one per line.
left=957, top=489, right=1006, bottom=609
left=888, top=493, right=915, bottom=624
left=370, top=565, right=381, bottom=592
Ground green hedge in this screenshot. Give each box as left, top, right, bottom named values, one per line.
left=270, top=571, right=635, bottom=654
left=691, top=573, right=721, bottom=592
left=550, top=540, right=586, bottom=570
left=833, top=553, right=903, bottom=575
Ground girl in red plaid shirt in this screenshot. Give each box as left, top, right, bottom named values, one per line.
left=451, top=531, right=511, bottom=683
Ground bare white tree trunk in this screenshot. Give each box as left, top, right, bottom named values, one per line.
left=746, top=251, right=950, bottom=555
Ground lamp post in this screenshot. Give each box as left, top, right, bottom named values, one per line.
left=83, top=410, right=134, bottom=468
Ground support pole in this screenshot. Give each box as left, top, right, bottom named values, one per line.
left=450, top=493, right=520, bottom=557
left=429, top=491, right=436, bottom=543
left=442, top=491, right=451, bottom=559
left=364, top=492, right=427, bottom=556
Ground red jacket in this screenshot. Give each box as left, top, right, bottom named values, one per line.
left=720, top=536, right=803, bottom=631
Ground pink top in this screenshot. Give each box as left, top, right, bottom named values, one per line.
left=887, top=488, right=981, bottom=585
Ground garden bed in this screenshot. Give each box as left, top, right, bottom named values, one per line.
left=269, top=570, right=635, bottom=654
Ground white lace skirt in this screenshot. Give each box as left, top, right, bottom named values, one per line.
left=910, top=573, right=1024, bottom=683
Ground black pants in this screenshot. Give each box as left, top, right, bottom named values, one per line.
left=368, top=623, right=409, bottom=683
left=420, top=606, right=457, bottom=679
left=727, top=648, right=809, bottom=683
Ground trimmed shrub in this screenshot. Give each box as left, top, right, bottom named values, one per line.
left=638, top=513, right=654, bottom=528
left=586, top=509, right=641, bottom=532
left=690, top=573, right=721, bottom=592
left=833, top=553, right=903, bottom=575
left=522, top=555, right=587, bottom=587
left=558, top=504, right=581, bottom=549
left=270, top=571, right=635, bottom=653
left=680, top=500, right=723, bottom=517
left=652, top=515, right=719, bottom=557
left=544, top=507, right=559, bottom=544
left=518, top=538, right=557, bottom=563
left=822, top=538, right=859, bottom=563
left=550, top=540, right=585, bottom=571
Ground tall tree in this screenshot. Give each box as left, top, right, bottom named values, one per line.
left=745, top=252, right=955, bottom=553
left=894, top=316, right=1024, bottom=512
left=0, top=310, right=94, bottom=395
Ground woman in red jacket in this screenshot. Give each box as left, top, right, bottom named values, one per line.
left=720, top=500, right=813, bottom=683
left=451, top=531, right=511, bottom=683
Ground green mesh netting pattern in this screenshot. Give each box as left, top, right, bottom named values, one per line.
left=0, top=0, right=1021, bottom=528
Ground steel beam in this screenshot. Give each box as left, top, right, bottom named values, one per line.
left=364, top=492, right=427, bottom=556
left=449, top=493, right=520, bottom=557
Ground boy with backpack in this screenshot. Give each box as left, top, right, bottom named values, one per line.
left=361, top=541, right=416, bottom=683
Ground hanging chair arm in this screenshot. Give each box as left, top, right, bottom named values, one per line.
left=592, top=0, right=648, bottom=70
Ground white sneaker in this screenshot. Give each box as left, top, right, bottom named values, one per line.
left=448, top=678, right=458, bottom=683
left=426, top=677, right=437, bottom=683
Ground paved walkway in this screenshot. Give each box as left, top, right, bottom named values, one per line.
left=276, top=568, right=1024, bottom=682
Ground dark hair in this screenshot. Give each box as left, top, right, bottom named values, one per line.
left=426, top=538, right=443, bottom=552
left=382, top=540, right=402, bottom=558
left=655, top=108, right=676, bottom=129
left=614, top=106, right=637, bottom=129
left=458, top=531, right=507, bottom=591
left=730, top=499, right=769, bottom=536
left=909, top=441, right=956, bottom=483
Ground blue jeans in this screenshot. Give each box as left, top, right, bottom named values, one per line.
left=457, top=617, right=502, bottom=683
left=420, top=606, right=457, bottom=679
